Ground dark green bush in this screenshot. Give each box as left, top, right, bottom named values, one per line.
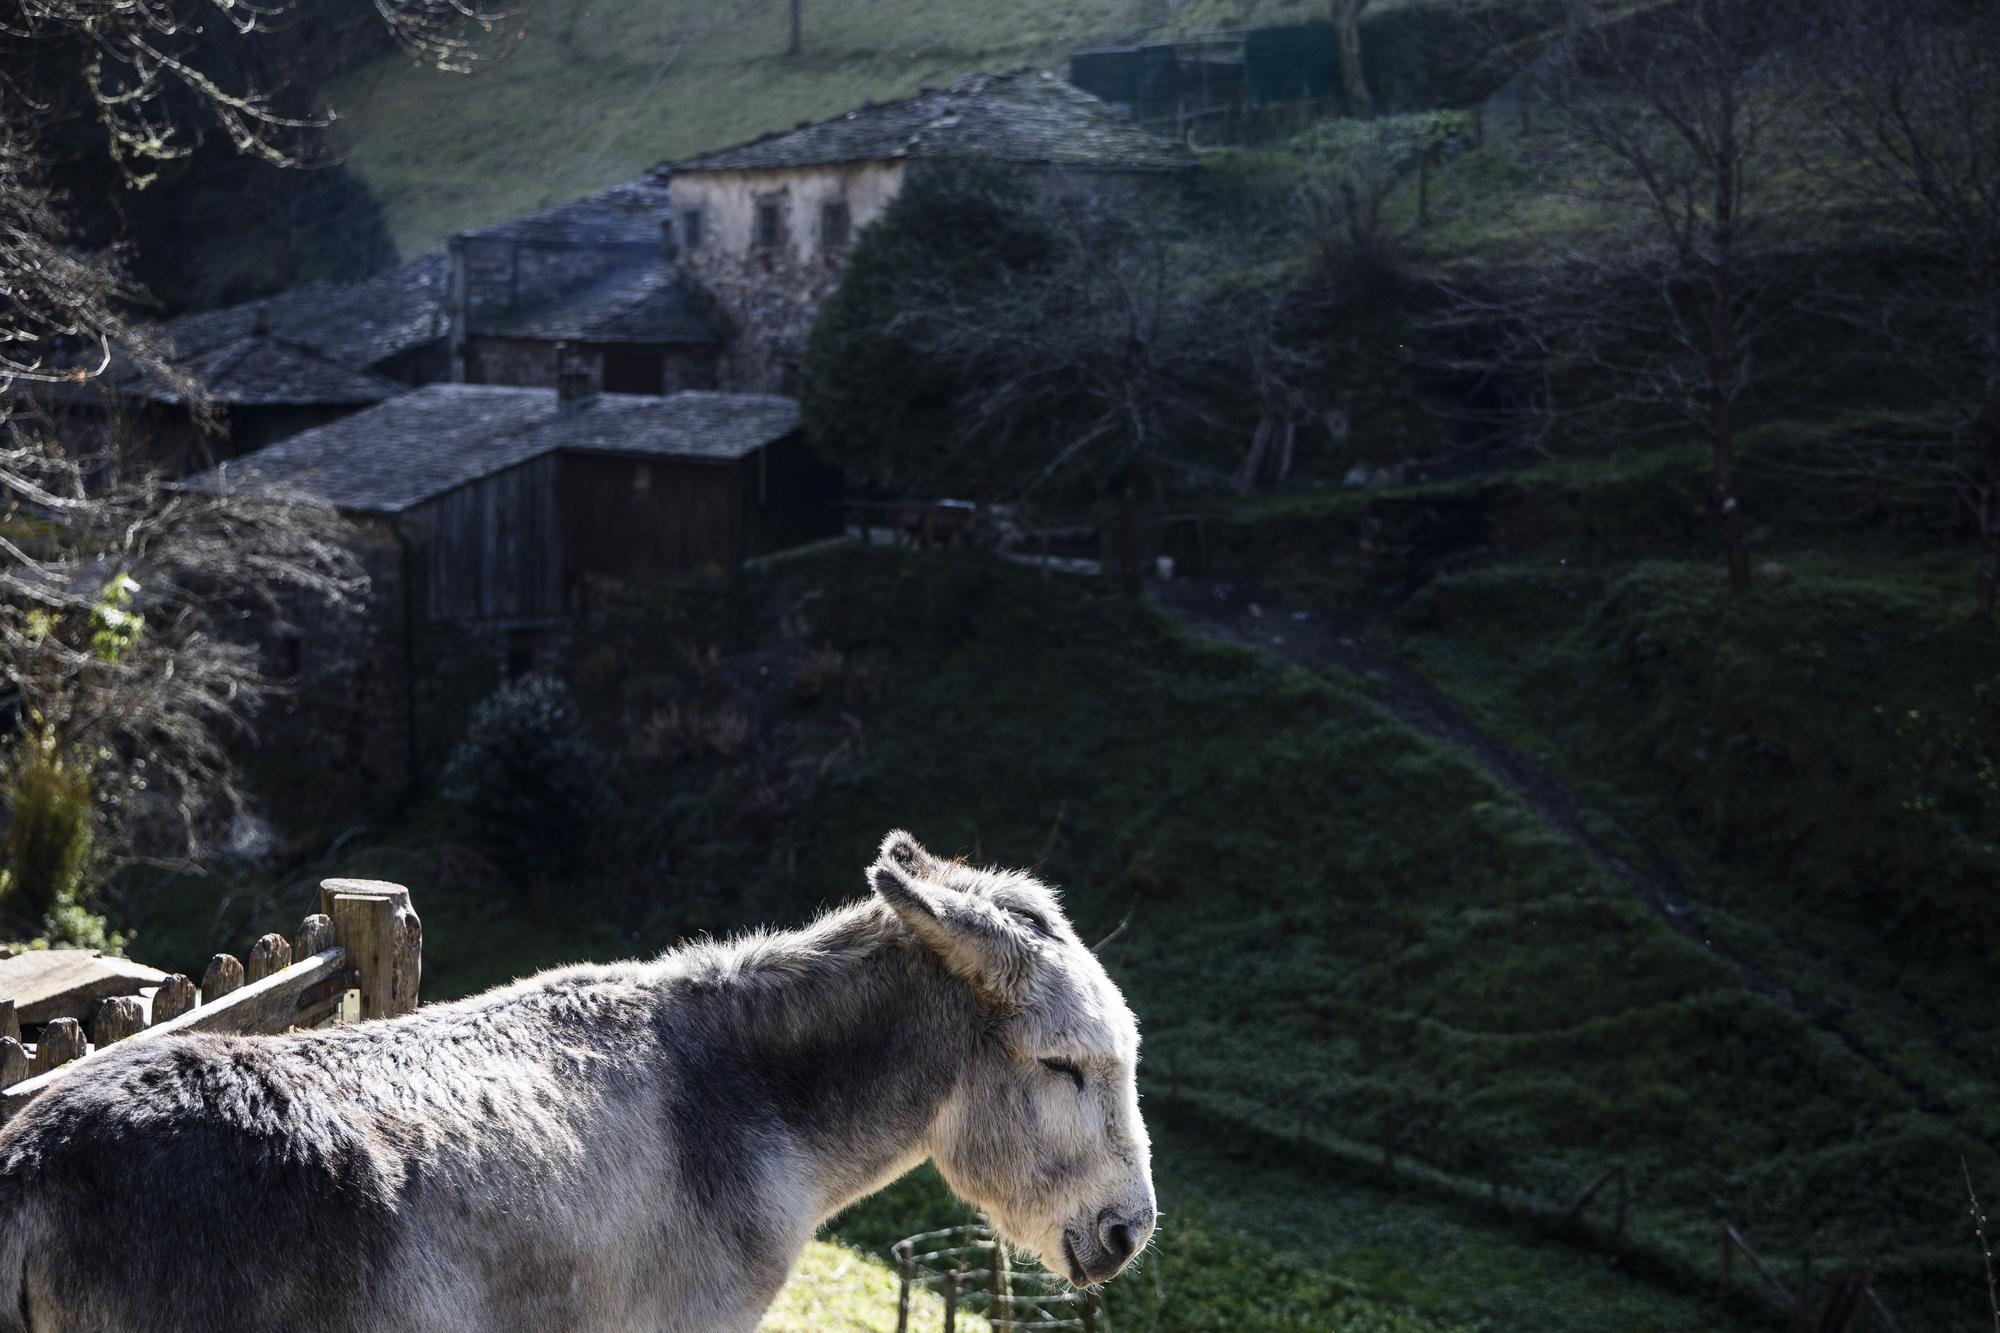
left=442, top=674, right=610, bottom=887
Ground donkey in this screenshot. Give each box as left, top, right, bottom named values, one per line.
left=0, top=831, right=1154, bottom=1332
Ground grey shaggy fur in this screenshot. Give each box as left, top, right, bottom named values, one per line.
left=0, top=832, right=1155, bottom=1332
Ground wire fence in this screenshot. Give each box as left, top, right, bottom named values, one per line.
left=893, top=1219, right=1103, bottom=1333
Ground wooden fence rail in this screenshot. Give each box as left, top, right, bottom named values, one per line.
left=0, top=879, right=419, bottom=1123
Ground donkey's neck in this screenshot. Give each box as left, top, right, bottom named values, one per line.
left=668, top=902, right=982, bottom=1222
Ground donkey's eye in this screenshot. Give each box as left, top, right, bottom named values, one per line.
left=1039, top=1057, right=1085, bottom=1091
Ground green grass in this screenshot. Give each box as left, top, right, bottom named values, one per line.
left=329, top=0, right=1163, bottom=255
left=123, top=526, right=1998, bottom=1329
left=763, top=1239, right=993, bottom=1332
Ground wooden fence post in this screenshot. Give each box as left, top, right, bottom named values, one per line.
left=0, top=1038, right=27, bottom=1089
left=152, top=975, right=196, bottom=1024
left=942, top=1265, right=958, bottom=1333
left=31, top=1018, right=84, bottom=1075
left=202, top=954, right=245, bottom=1002
left=246, top=933, right=293, bottom=983
left=989, top=1229, right=1011, bottom=1331
left=322, top=880, right=421, bottom=1020
left=895, top=1241, right=913, bottom=1333
left=1082, top=1291, right=1098, bottom=1333
left=88, top=996, right=144, bottom=1047
left=294, top=913, right=336, bottom=959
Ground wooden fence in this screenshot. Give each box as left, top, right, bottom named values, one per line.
left=0, top=878, right=420, bottom=1122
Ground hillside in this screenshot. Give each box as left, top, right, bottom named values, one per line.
left=328, top=0, right=1313, bottom=255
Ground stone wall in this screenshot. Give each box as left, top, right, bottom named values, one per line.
left=669, top=161, right=906, bottom=392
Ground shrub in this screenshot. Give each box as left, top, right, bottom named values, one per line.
left=442, top=675, right=609, bottom=884
left=0, top=746, right=95, bottom=927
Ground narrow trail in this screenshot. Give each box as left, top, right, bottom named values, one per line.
left=1154, top=576, right=1977, bottom=1132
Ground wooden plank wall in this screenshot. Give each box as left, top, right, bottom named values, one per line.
left=426, top=453, right=565, bottom=621
left=563, top=454, right=746, bottom=578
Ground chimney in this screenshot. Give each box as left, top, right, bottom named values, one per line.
left=555, top=341, right=596, bottom=411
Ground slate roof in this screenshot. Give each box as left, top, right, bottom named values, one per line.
left=470, top=263, right=718, bottom=345
left=156, top=253, right=449, bottom=377
left=669, top=71, right=1198, bottom=174
left=461, top=175, right=673, bottom=248
left=180, top=385, right=799, bottom=514
left=162, top=334, right=404, bottom=407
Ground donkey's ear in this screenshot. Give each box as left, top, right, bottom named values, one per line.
left=870, top=835, right=1032, bottom=1004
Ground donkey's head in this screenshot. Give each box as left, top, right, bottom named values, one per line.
left=870, top=830, right=1156, bottom=1287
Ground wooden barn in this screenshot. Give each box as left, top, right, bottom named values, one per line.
left=180, top=377, right=840, bottom=783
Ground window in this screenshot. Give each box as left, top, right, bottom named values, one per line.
left=754, top=198, right=784, bottom=253
left=506, top=630, right=538, bottom=680
left=819, top=199, right=851, bottom=253
left=679, top=207, right=704, bottom=252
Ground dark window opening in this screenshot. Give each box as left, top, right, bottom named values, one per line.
left=680, top=208, right=704, bottom=252
left=819, top=199, right=851, bottom=253
left=602, top=347, right=666, bottom=395
left=754, top=199, right=784, bottom=252
left=506, top=630, right=538, bottom=680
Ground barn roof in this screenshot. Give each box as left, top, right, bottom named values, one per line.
left=151, top=252, right=449, bottom=376
left=460, top=174, right=673, bottom=249
left=179, top=386, right=800, bottom=514
left=156, top=333, right=405, bottom=407
left=469, top=264, right=718, bottom=345
left=668, top=71, right=1197, bottom=175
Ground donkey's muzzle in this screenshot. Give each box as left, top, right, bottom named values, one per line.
left=1093, top=1203, right=1154, bottom=1275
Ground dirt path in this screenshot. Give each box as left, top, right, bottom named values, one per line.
left=1154, top=576, right=1968, bottom=1123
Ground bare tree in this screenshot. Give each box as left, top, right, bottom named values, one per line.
left=1806, top=0, right=2000, bottom=619
left=0, top=0, right=517, bottom=925
left=1460, top=0, right=1811, bottom=593
left=1331, top=0, right=1375, bottom=119
left=813, top=172, right=1304, bottom=507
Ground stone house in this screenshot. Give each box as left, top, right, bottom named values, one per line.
left=664, top=71, right=1199, bottom=392
left=180, top=378, right=837, bottom=785
left=447, top=175, right=721, bottom=396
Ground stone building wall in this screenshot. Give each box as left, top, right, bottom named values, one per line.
left=669, top=161, right=906, bottom=392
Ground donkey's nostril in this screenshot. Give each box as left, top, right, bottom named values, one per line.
left=1098, top=1214, right=1137, bottom=1266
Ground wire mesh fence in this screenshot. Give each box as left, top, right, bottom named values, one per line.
left=892, top=1219, right=1101, bottom=1332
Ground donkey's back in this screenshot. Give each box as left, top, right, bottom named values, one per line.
left=0, top=962, right=724, bottom=1333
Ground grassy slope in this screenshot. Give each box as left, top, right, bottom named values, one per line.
left=763, top=1240, right=992, bottom=1332
left=329, top=0, right=1274, bottom=256
left=129, top=530, right=1995, bottom=1328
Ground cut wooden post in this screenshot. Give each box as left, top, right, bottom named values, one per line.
left=989, top=1229, right=1011, bottom=1331
left=31, top=1018, right=84, bottom=1075
left=0, top=999, right=18, bottom=1044
left=294, top=913, right=336, bottom=959
left=88, top=996, right=144, bottom=1047
left=894, top=1241, right=913, bottom=1333
left=246, top=933, right=292, bottom=983
left=151, top=975, right=195, bottom=1024
left=322, top=880, right=421, bottom=1020
left=0, top=1038, right=27, bottom=1089
left=202, top=954, right=245, bottom=1003
left=941, top=1265, right=958, bottom=1333
left=1082, top=1291, right=1098, bottom=1333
